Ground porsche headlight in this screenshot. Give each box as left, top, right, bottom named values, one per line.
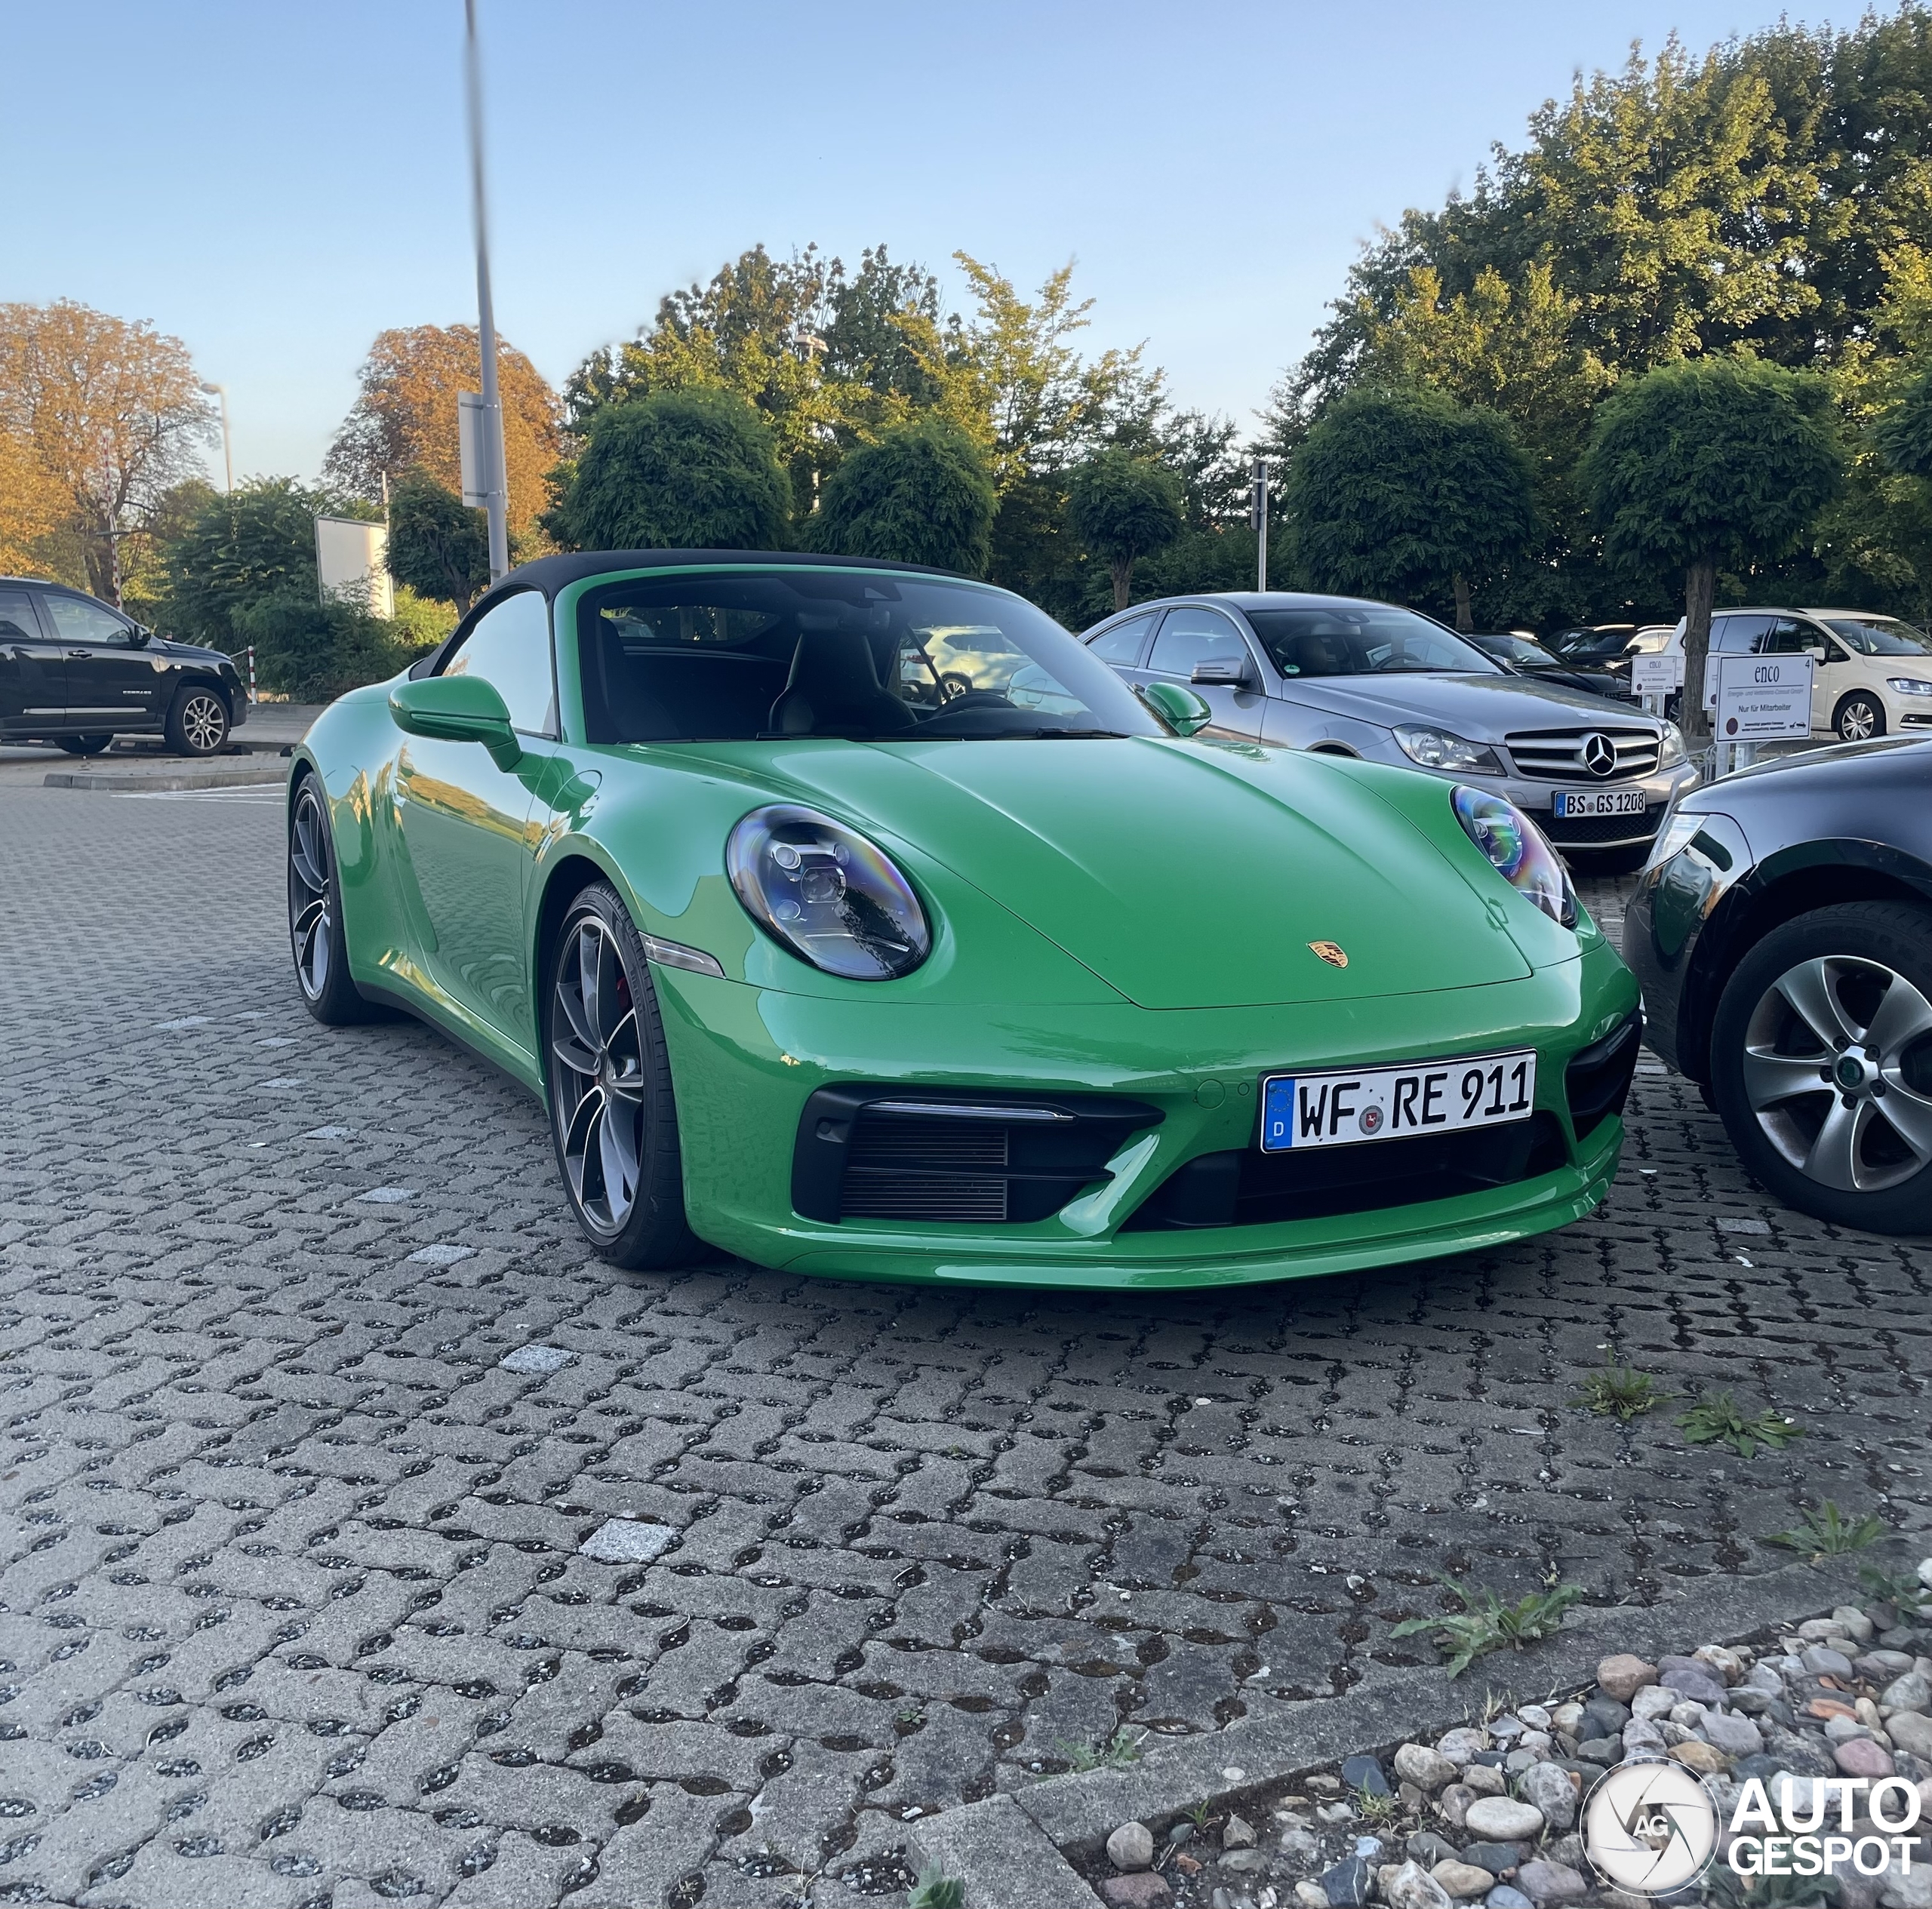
left=1395, top=724, right=1506, bottom=773
left=1657, top=721, right=1688, bottom=768
left=1451, top=785, right=1577, bottom=928
left=728, top=804, right=931, bottom=980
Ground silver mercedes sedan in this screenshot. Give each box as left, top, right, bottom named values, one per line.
left=1082, top=592, right=1697, bottom=853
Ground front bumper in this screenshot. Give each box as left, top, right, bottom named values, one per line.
left=1479, top=764, right=1697, bottom=850
left=654, top=937, right=1640, bottom=1289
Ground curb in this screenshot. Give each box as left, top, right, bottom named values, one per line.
left=912, top=1539, right=1921, bottom=1906
left=43, top=765, right=291, bottom=792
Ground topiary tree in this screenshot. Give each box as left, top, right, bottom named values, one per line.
left=549, top=386, right=790, bottom=552
left=805, top=417, right=995, bottom=574
left=386, top=470, right=491, bottom=611
left=1580, top=356, right=1843, bottom=739
left=1066, top=450, right=1185, bottom=611
left=1283, top=386, right=1538, bottom=632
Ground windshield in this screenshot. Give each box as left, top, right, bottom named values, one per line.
left=1823, top=616, right=1932, bottom=656
left=1479, top=633, right=1564, bottom=669
left=576, top=569, right=1162, bottom=744
left=1552, top=627, right=1635, bottom=661
left=1244, top=605, right=1498, bottom=678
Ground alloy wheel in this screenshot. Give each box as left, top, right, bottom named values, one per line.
left=288, top=785, right=332, bottom=1001
left=182, top=693, right=226, bottom=752
left=1741, top=954, right=1932, bottom=1192
left=1836, top=697, right=1880, bottom=743
left=549, top=918, right=648, bottom=1237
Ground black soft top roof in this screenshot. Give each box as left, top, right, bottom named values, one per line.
left=476, top=549, right=961, bottom=613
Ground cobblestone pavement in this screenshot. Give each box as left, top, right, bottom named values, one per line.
left=2, top=786, right=1927, bottom=1909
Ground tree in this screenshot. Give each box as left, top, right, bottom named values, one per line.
left=1580, top=356, right=1843, bottom=739
left=1873, top=362, right=1932, bottom=479
left=0, top=426, right=69, bottom=577
left=1066, top=451, right=1184, bottom=610
left=548, top=388, right=790, bottom=552
left=326, top=324, right=563, bottom=534
left=804, top=417, right=995, bottom=574
left=1284, top=387, right=1539, bottom=629
left=386, top=471, right=491, bottom=610
left=0, top=300, right=215, bottom=604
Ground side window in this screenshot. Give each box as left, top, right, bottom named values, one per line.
left=1759, top=617, right=1820, bottom=654
left=1087, top=612, right=1155, bottom=665
left=1149, top=607, right=1249, bottom=678
left=0, top=588, right=43, bottom=641
left=441, top=591, right=555, bottom=735
left=42, top=594, right=133, bottom=646
left=1714, top=613, right=1771, bottom=653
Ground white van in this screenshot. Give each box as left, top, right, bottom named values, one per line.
left=1663, top=607, right=1932, bottom=741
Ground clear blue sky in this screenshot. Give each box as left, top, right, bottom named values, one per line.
left=5, top=0, right=1818, bottom=486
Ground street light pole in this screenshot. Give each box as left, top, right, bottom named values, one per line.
left=1250, top=456, right=1270, bottom=592
left=198, top=382, right=232, bottom=492
left=464, top=0, right=510, bottom=584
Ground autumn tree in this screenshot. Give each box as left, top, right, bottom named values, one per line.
left=549, top=389, right=790, bottom=552
left=1580, top=356, right=1843, bottom=739
left=0, top=300, right=215, bottom=604
left=326, top=325, right=563, bottom=535
left=1066, top=451, right=1184, bottom=610
left=0, top=426, right=69, bottom=577
left=1285, top=387, right=1539, bottom=629
left=806, top=417, right=995, bottom=573
left=386, top=472, right=491, bottom=610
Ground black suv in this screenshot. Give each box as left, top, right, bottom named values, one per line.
left=0, top=577, right=247, bottom=756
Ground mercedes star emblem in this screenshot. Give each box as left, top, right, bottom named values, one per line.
left=1582, top=732, right=1618, bottom=777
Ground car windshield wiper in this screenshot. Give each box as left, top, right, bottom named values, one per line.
left=1022, top=726, right=1131, bottom=739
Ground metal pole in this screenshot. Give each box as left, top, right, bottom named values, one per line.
left=198, top=383, right=232, bottom=493
left=465, top=0, right=509, bottom=583
left=1252, top=457, right=1269, bottom=592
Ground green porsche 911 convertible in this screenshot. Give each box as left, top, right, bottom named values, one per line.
left=287, top=552, right=1641, bottom=1288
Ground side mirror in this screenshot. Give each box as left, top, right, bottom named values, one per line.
left=129, top=625, right=152, bottom=648
left=1804, top=645, right=1826, bottom=662
left=1140, top=679, right=1213, bottom=737
left=1190, top=658, right=1251, bottom=688
left=390, top=674, right=521, bottom=770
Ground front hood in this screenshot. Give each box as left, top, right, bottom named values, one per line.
left=1286, top=671, right=1663, bottom=739
left=155, top=641, right=233, bottom=666
left=723, top=736, right=1534, bottom=1009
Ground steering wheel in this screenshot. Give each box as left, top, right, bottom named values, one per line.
left=929, top=689, right=1017, bottom=712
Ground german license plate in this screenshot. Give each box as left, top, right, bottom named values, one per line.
left=1260, top=1051, right=1537, bottom=1152
left=1553, top=788, right=1647, bottom=817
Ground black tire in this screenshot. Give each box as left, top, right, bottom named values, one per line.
left=1709, top=900, right=1932, bottom=1234
left=56, top=734, right=113, bottom=756
left=1833, top=692, right=1885, bottom=744
left=288, top=773, right=382, bottom=1025
left=165, top=683, right=229, bottom=756
left=545, top=883, right=698, bottom=1270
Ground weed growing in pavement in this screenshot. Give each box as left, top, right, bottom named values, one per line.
left=1572, top=1357, right=1669, bottom=1420
left=907, top=1865, right=966, bottom=1909
left=1766, top=1500, right=1887, bottom=1561
left=1858, top=1561, right=1932, bottom=1615
left=1354, top=1787, right=1399, bottom=1825
left=1706, top=1858, right=1843, bottom=1908
left=1186, top=1800, right=1214, bottom=1830
left=1056, top=1727, right=1146, bottom=1772
left=1677, top=1390, right=1804, bottom=1458
left=1389, top=1577, right=1586, bottom=1677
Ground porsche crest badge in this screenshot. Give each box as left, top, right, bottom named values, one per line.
left=1308, top=941, right=1349, bottom=968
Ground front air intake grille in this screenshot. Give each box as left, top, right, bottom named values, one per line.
left=841, top=1115, right=1011, bottom=1221
left=1504, top=727, right=1662, bottom=780
left=1565, top=1010, right=1644, bottom=1139
left=1124, top=1113, right=1568, bottom=1231
left=1543, top=802, right=1666, bottom=848
left=793, top=1088, right=1164, bottom=1225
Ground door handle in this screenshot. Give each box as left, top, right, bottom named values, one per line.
left=68, top=649, right=92, bottom=659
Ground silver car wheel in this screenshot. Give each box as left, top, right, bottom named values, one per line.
left=182, top=692, right=226, bottom=752
left=1742, top=953, right=1932, bottom=1192
left=549, top=918, right=647, bottom=1237
left=1835, top=696, right=1881, bottom=743
left=288, top=784, right=332, bottom=1002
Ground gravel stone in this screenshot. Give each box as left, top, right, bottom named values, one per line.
left=1462, top=1765, right=1506, bottom=1798
left=1435, top=1730, right=1488, bottom=1768
left=1657, top=1661, right=1729, bottom=1708
left=1108, top=1821, right=1155, bottom=1871
left=1520, top=1763, right=1577, bottom=1832
left=1395, top=1745, right=1460, bottom=1794
left=1103, top=1875, right=1172, bottom=1907
left=1341, top=1754, right=1391, bottom=1797
left=1834, top=1737, right=1896, bottom=1778
left=1670, top=1740, right=1728, bottom=1773
left=1407, top=1834, right=1460, bottom=1868
left=1888, top=1713, right=1932, bottom=1759
left=1223, top=1815, right=1257, bottom=1849
left=1486, top=1890, right=1534, bottom=1909
left=1321, top=1854, right=1373, bottom=1907
left=1595, top=1655, right=1658, bottom=1702
left=1575, top=1737, right=1623, bottom=1763
left=1881, top=1669, right=1932, bottom=1712
left=1462, top=1800, right=1545, bottom=1843
left=1460, top=1843, right=1527, bottom=1875
left=1703, top=1711, right=1764, bottom=1758
left=1515, top=1860, right=1589, bottom=1906
left=1631, top=1686, right=1678, bottom=1722
left=1382, top=1859, right=1453, bottom=1909
left=577, top=1518, right=676, bottom=1563
left=1434, top=1861, right=1499, bottom=1898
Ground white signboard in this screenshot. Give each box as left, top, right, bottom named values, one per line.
left=1631, top=652, right=1684, bottom=696
left=1715, top=652, right=1813, bottom=742
left=315, top=515, right=394, bottom=619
